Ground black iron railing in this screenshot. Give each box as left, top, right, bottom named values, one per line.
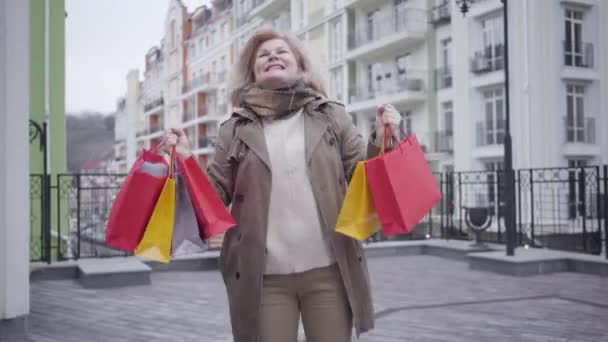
left=30, top=165, right=608, bottom=261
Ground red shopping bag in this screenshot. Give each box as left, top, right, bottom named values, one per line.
left=179, top=156, right=236, bottom=239
left=365, top=127, right=441, bottom=236
left=105, top=149, right=168, bottom=252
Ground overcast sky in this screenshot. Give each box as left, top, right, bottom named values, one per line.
left=66, top=0, right=209, bottom=114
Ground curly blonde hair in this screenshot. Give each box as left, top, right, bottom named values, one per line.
left=229, top=29, right=327, bottom=106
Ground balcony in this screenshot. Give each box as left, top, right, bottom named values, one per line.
left=144, top=97, right=164, bottom=113
left=198, top=136, right=215, bottom=149
left=474, top=121, right=505, bottom=159
left=563, top=41, right=594, bottom=69
left=136, top=119, right=164, bottom=139
left=471, top=45, right=504, bottom=75
left=347, top=71, right=426, bottom=113
left=431, top=2, right=451, bottom=26
left=436, top=67, right=452, bottom=89
left=563, top=117, right=599, bottom=157
left=250, top=0, right=285, bottom=19
left=217, top=71, right=227, bottom=83
left=182, top=73, right=220, bottom=95
left=564, top=117, right=596, bottom=144
left=425, top=130, right=454, bottom=154
left=346, top=9, right=426, bottom=61
left=476, top=121, right=505, bottom=147
left=182, top=108, right=195, bottom=123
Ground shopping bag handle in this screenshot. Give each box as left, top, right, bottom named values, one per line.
left=380, top=124, right=408, bottom=155
left=168, top=146, right=175, bottom=179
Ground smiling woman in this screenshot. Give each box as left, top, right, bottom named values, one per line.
left=229, top=30, right=327, bottom=104
left=161, top=29, right=403, bottom=342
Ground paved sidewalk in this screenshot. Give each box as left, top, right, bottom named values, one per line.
left=28, top=255, right=608, bottom=342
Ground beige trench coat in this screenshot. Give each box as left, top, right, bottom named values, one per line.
left=207, top=98, right=384, bottom=342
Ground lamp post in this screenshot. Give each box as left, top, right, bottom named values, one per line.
left=456, top=0, right=516, bottom=256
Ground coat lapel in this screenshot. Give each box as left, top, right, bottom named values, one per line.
left=235, top=120, right=272, bottom=170
left=304, top=107, right=332, bottom=163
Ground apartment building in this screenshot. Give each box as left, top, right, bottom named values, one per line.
left=123, top=0, right=608, bottom=173
left=181, top=0, right=235, bottom=169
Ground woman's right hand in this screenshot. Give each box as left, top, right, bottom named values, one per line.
left=160, top=128, right=193, bottom=160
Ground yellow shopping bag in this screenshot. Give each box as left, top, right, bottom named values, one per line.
left=134, top=151, right=176, bottom=263
left=335, top=162, right=381, bottom=240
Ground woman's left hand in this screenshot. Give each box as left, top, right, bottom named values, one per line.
left=375, top=104, right=402, bottom=142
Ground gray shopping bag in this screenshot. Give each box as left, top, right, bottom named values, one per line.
left=171, top=172, right=208, bottom=256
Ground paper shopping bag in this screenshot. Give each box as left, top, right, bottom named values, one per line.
left=134, top=175, right=176, bottom=263
left=171, top=172, right=208, bottom=257
left=105, top=149, right=168, bottom=252
left=365, top=127, right=442, bottom=236
left=336, top=162, right=381, bottom=240
left=179, top=156, right=236, bottom=239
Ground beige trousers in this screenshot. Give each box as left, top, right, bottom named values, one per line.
left=258, top=264, right=353, bottom=342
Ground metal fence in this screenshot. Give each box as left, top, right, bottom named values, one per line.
left=30, top=165, right=608, bottom=262
left=55, top=173, right=129, bottom=260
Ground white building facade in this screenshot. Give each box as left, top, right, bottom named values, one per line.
left=121, top=0, right=608, bottom=172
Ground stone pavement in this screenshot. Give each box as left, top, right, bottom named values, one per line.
left=27, top=255, right=608, bottom=342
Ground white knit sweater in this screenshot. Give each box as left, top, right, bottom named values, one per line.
left=262, top=109, right=335, bottom=275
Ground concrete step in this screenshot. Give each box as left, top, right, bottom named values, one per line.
left=77, top=258, right=151, bottom=289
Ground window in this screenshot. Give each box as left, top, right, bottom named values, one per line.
left=400, top=112, right=413, bottom=136
left=484, top=161, right=504, bottom=215
left=395, top=0, right=408, bottom=32
left=211, top=29, right=218, bottom=46
left=564, top=9, right=584, bottom=67
left=566, top=84, right=585, bottom=143
left=330, top=68, right=344, bottom=101
left=396, top=54, right=411, bottom=89
left=440, top=38, right=452, bottom=69
left=439, top=38, right=452, bottom=88
left=442, top=102, right=453, bottom=134
left=221, top=23, right=227, bottom=40
left=295, top=0, right=305, bottom=29
left=330, top=20, right=343, bottom=62
left=567, top=159, right=588, bottom=219
left=481, top=16, right=504, bottom=71
left=367, top=63, right=384, bottom=96
left=483, top=88, right=505, bottom=145
left=366, top=10, right=381, bottom=42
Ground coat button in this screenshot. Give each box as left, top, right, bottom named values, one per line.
left=329, top=137, right=335, bottom=146
left=358, top=256, right=362, bottom=262
left=235, top=272, right=240, bottom=280
left=235, top=194, right=244, bottom=203
left=237, top=232, right=242, bottom=241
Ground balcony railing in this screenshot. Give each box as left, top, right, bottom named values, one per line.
left=471, top=45, right=504, bottom=74
left=476, top=121, right=505, bottom=147
left=183, top=73, right=220, bottom=93
left=347, top=9, right=426, bottom=50
left=565, top=117, right=596, bottom=144
left=217, top=71, right=226, bottom=83
left=144, top=97, right=164, bottom=112
left=349, top=71, right=425, bottom=104
left=183, top=109, right=194, bottom=123
left=198, top=136, right=215, bottom=149
left=426, top=130, right=454, bottom=154
left=431, top=2, right=451, bottom=26
left=436, top=67, right=452, bottom=89
left=563, top=41, right=594, bottom=68
left=149, top=121, right=163, bottom=134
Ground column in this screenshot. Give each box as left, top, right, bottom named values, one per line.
left=0, top=0, right=31, bottom=340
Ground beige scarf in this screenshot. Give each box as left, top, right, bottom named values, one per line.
left=238, top=81, right=324, bottom=120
